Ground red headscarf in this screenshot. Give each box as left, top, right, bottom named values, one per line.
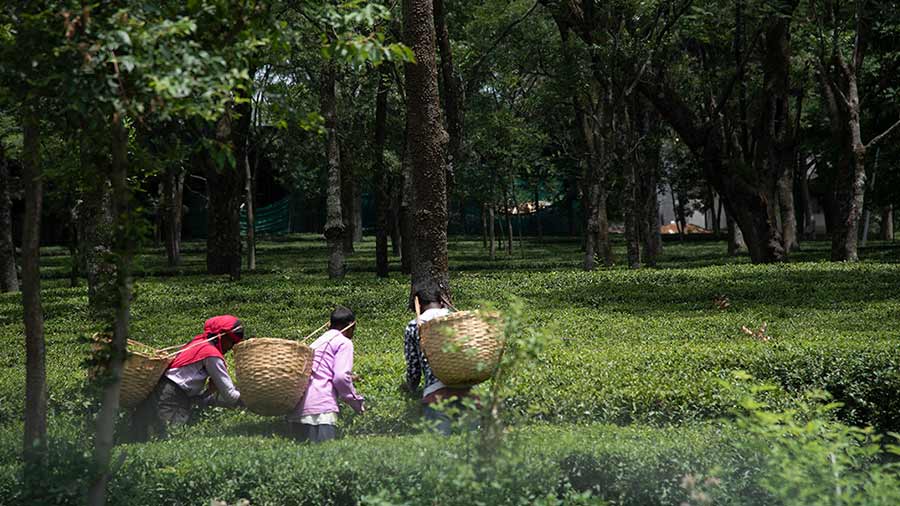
left=168, top=315, right=243, bottom=369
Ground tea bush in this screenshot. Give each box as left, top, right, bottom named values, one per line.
left=1, top=237, right=900, bottom=504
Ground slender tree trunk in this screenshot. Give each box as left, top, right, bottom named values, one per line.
left=861, top=148, right=878, bottom=248
left=481, top=203, right=488, bottom=249
left=0, top=144, right=18, bottom=292
left=161, top=166, right=184, bottom=267
left=800, top=158, right=816, bottom=240
left=389, top=180, right=402, bottom=256
left=433, top=0, right=463, bottom=190
left=322, top=55, right=345, bottom=279
left=374, top=67, right=390, bottom=278
left=534, top=185, right=543, bottom=242
left=405, top=0, right=450, bottom=303
left=881, top=205, right=893, bottom=240
left=244, top=152, right=256, bottom=271
left=22, top=101, right=46, bottom=472
left=341, top=150, right=356, bottom=254
left=623, top=158, right=641, bottom=269
left=400, top=151, right=413, bottom=274
left=778, top=160, right=798, bottom=252
left=503, top=184, right=513, bottom=255
left=488, top=204, right=496, bottom=260
left=353, top=182, right=363, bottom=242
left=80, top=130, right=117, bottom=320
left=205, top=110, right=243, bottom=280
left=87, top=112, right=132, bottom=506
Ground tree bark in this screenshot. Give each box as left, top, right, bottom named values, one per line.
left=160, top=166, right=184, bottom=267
left=881, top=205, right=893, bottom=240
left=623, top=157, right=641, bottom=269
left=322, top=55, right=346, bottom=279
left=244, top=152, right=256, bottom=271
left=0, top=144, right=18, bottom=292
left=79, top=128, right=117, bottom=320
left=777, top=160, right=798, bottom=251
left=389, top=180, right=402, bottom=256
left=400, top=147, right=413, bottom=275
left=799, top=157, right=816, bottom=240
left=205, top=111, right=243, bottom=280
left=481, top=203, right=488, bottom=249
left=405, top=0, right=450, bottom=304
left=488, top=204, right=496, bottom=260
left=341, top=147, right=356, bottom=254
left=87, top=112, right=132, bottom=506
left=433, top=0, right=463, bottom=191
left=374, top=66, right=390, bottom=278
left=22, top=100, right=46, bottom=471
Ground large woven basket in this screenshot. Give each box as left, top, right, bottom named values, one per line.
left=233, top=338, right=314, bottom=416
left=419, top=311, right=503, bottom=387
left=90, top=335, right=171, bottom=409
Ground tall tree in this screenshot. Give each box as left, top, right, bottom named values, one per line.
left=322, top=47, right=346, bottom=279
left=0, top=141, right=18, bottom=292
left=405, top=0, right=451, bottom=302
left=812, top=0, right=900, bottom=261
left=21, top=96, right=46, bottom=473
left=374, top=65, right=391, bottom=278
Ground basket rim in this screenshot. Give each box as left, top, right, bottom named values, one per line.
left=234, top=337, right=312, bottom=350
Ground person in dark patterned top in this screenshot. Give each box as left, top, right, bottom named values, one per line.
left=404, top=287, right=474, bottom=435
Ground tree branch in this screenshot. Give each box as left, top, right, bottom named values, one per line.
left=866, top=117, right=900, bottom=150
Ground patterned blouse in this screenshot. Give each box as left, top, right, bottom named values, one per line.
left=404, top=307, right=450, bottom=398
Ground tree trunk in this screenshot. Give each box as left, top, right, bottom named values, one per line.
left=861, top=147, right=879, bottom=248
left=244, top=152, right=256, bottom=271
left=640, top=143, right=662, bottom=265
left=727, top=212, right=746, bottom=256
left=353, top=181, right=363, bottom=242
left=322, top=55, right=346, bottom=279
left=623, top=159, right=641, bottom=269
left=400, top=150, right=413, bottom=275
left=81, top=160, right=116, bottom=319
left=778, top=160, right=798, bottom=252
left=405, top=0, right=450, bottom=304
left=800, top=158, right=816, bottom=240
left=481, top=203, right=488, bottom=249
left=881, top=205, right=893, bottom=240
left=433, top=0, right=463, bottom=191
left=205, top=111, right=243, bottom=280
left=389, top=180, right=402, bottom=256
left=341, top=150, right=356, bottom=254
left=534, top=185, right=543, bottom=242
left=87, top=112, right=132, bottom=506
left=21, top=100, right=46, bottom=471
left=503, top=183, right=513, bottom=256
left=374, top=66, right=390, bottom=278
left=488, top=204, right=496, bottom=260
left=160, top=166, right=184, bottom=267
left=0, top=144, right=18, bottom=292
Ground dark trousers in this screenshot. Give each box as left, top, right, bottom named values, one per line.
left=130, top=378, right=192, bottom=442
left=288, top=422, right=337, bottom=443
left=424, top=396, right=478, bottom=436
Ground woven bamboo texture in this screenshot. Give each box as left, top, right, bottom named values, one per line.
left=420, top=311, right=503, bottom=386
left=233, top=338, right=314, bottom=416
left=91, top=335, right=171, bottom=409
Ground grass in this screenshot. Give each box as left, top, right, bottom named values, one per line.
left=1, top=235, right=899, bottom=504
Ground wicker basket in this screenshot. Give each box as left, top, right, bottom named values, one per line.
left=233, top=338, right=314, bottom=416
left=419, top=310, right=503, bottom=387
left=90, top=335, right=171, bottom=409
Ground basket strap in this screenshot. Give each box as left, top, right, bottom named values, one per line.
left=414, top=296, right=422, bottom=328
left=309, top=322, right=356, bottom=350
left=300, top=321, right=329, bottom=343
left=156, top=325, right=243, bottom=354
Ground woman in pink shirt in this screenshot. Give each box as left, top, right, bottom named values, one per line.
left=287, top=306, right=365, bottom=443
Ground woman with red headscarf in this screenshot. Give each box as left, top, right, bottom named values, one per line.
left=131, top=315, right=245, bottom=441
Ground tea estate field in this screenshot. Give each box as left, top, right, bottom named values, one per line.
left=2, top=236, right=900, bottom=505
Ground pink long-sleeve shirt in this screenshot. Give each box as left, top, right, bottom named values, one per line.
left=289, top=329, right=364, bottom=420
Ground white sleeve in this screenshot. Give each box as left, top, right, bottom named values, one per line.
left=204, top=357, right=241, bottom=407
